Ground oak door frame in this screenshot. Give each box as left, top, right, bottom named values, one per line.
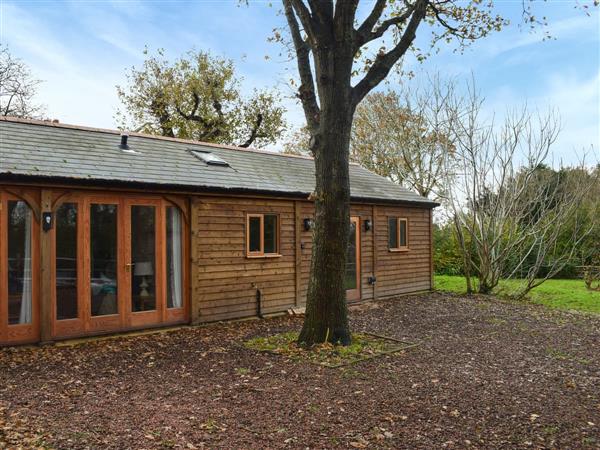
left=50, top=191, right=190, bottom=340
left=51, top=193, right=86, bottom=338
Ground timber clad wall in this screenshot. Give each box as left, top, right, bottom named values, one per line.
left=191, top=196, right=297, bottom=322
left=374, top=205, right=433, bottom=298
left=191, top=196, right=432, bottom=324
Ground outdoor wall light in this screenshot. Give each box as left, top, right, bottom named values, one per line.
left=303, top=218, right=314, bottom=231
left=42, top=212, right=53, bottom=232
left=364, top=219, right=372, bottom=232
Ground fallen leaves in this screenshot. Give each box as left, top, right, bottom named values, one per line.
left=0, top=293, right=598, bottom=449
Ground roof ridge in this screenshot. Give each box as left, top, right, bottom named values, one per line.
left=0, top=115, right=321, bottom=162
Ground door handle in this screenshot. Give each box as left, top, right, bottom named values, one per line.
left=125, top=263, right=135, bottom=272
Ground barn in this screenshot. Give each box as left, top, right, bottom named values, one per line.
left=0, top=116, right=438, bottom=345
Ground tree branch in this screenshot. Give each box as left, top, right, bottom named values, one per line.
left=289, top=0, right=318, bottom=41
left=356, top=0, right=387, bottom=38
left=357, top=2, right=417, bottom=47
left=283, top=0, right=321, bottom=130
left=352, top=0, right=428, bottom=107
left=239, top=113, right=264, bottom=147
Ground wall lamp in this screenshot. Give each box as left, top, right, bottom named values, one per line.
left=364, top=219, right=372, bottom=232
left=303, top=218, right=314, bottom=231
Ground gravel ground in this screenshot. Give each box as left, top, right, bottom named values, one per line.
left=1, top=292, right=599, bottom=449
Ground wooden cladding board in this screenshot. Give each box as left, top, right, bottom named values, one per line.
left=191, top=197, right=433, bottom=323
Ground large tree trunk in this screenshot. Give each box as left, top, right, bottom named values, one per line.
left=298, top=43, right=355, bottom=347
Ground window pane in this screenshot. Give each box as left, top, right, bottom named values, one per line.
left=90, top=204, right=118, bottom=316
left=249, top=217, right=261, bottom=252
left=345, top=220, right=357, bottom=290
left=388, top=218, right=398, bottom=249
left=166, top=207, right=183, bottom=309
left=400, top=220, right=407, bottom=247
left=7, top=201, right=32, bottom=325
left=131, top=206, right=156, bottom=312
left=56, top=203, right=78, bottom=320
left=264, top=215, right=278, bottom=254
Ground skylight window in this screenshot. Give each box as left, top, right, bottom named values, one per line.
left=190, top=150, right=229, bottom=167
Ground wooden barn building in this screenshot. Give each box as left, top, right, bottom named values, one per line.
left=0, top=117, right=438, bottom=346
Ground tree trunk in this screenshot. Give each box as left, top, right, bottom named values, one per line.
left=298, top=43, right=354, bottom=347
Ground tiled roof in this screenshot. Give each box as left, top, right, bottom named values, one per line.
left=0, top=117, right=437, bottom=207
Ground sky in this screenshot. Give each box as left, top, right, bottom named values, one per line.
left=1, top=0, right=599, bottom=164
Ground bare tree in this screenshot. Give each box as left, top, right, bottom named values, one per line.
left=0, top=46, right=45, bottom=119
left=444, top=87, right=597, bottom=297
left=351, top=74, right=457, bottom=201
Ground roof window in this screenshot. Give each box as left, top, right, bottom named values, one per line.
left=190, top=149, right=229, bottom=167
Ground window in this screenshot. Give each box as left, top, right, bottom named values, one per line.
left=246, top=214, right=279, bottom=257
left=166, top=206, right=183, bottom=309
left=7, top=200, right=33, bottom=325
left=388, top=217, right=408, bottom=251
left=190, top=150, right=229, bottom=166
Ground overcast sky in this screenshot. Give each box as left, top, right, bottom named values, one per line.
left=1, top=0, right=598, bottom=163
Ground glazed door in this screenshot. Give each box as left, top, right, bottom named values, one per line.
left=125, top=199, right=162, bottom=328
left=52, top=194, right=187, bottom=339
left=87, top=197, right=124, bottom=333
left=1, top=193, right=39, bottom=345
left=345, top=217, right=361, bottom=301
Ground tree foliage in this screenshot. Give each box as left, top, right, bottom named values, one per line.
left=116, top=49, right=287, bottom=148
left=0, top=45, right=45, bottom=119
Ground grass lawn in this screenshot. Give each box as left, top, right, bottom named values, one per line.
left=435, top=275, right=600, bottom=314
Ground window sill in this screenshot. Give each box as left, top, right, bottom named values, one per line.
left=389, top=248, right=410, bottom=252
left=246, top=253, right=283, bottom=259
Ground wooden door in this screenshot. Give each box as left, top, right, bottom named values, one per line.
left=346, top=216, right=361, bottom=301
left=125, top=199, right=163, bottom=328
left=0, top=193, right=40, bottom=345
left=86, top=195, right=125, bottom=333
left=53, top=197, right=86, bottom=338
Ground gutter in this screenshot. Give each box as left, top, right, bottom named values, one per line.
left=0, top=173, right=440, bottom=208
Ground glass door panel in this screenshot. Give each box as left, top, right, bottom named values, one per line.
left=56, top=203, right=78, bottom=320
left=90, top=204, right=118, bottom=316
left=1, top=193, right=38, bottom=345
left=7, top=200, right=33, bottom=325
left=131, top=205, right=156, bottom=312
left=166, top=207, right=183, bottom=309
left=345, top=217, right=361, bottom=301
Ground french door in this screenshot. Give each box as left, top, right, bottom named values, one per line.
left=0, top=192, right=39, bottom=345
left=53, top=194, right=187, bottom=339
left=345, top=216, right=361, bottom=301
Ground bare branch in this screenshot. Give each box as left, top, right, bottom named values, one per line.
left=357, top=2, right=417, bottom=47
left=356, top=0, right=387, bottom=38
left=352, top=0, right=428, bottom=107
left=239, top=113, right=264, bottom=147
left=283, top=0, right=321, bottom=130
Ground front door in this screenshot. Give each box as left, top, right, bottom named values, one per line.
left=345, top=217, right=361, bottom=301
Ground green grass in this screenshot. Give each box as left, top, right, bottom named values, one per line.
left=244, top=331, right=410, bottom=367
left=435, top=275, right=600, bottom=314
